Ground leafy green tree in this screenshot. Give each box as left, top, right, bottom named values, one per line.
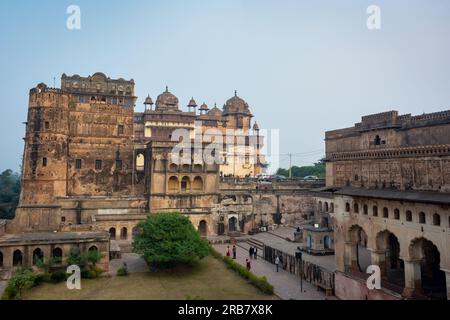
left=0, top=169, right=21, bottom=219
left=2, top=268, right=36, bottom=300
left=133, top=212, right=210, bottom=269
left=83, top=250, right=103, bottom=267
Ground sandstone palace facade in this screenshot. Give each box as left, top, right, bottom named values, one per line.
left=1, top=72, right=314, bottom=279
left=316, top=110, right=450, bottom=300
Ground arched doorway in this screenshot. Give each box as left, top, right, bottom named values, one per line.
left=409, top=238, right=447, bottom=300
left=89, top=245, right=98, bottom=252
left=120, top=227, right=128, bottom=240
left=0, top=251, right=3, bottom=267
left=109, top=227, right=116, bottom=240
left=198, top=220, right=207, bottom=236
left=376, top=230, right=404, bottom=288
left=348, top=225, right=371, bottom=272
left=193, top=176, right=203, bottom=191
left=228, top=217, right=237, bottom=232
left=33, top=248, right=44, bottom=265
left=13, top=250, right=23, bottom=266
left=217, top=223, right=225, bottom=235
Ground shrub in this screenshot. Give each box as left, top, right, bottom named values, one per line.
left=50, top=271, right=68, bottom=283
left=34, top=273, right=51, bottom=285
left=81, top=266, right=103, bottom=279
left=116, top=266, right=128, bottom=277
left=133, top=212, right=210, bottom=269
left=1, top=268, right=36, bottom=300
left=213, top=249, right=274, bottom=295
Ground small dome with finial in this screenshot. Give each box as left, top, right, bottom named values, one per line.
left=188, top=97, right=197, bottom=108
left=253, top=122, right=259, bottom=131
left=144, top=95, right=154, bottom=105
left=199, top=102, right=209, bottom=111
left=223, top=90, right=251, bottom=116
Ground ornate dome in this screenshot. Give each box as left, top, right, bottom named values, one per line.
left=253, top=122, right=259, bottom=131
left=223, top=90, right=251, bottom=115
left=155, top=86, right=179, bottom=111
left=207, top=104, right=223, bottom=117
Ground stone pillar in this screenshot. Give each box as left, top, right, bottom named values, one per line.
left=345, top=242, right=358, bottom=272
left=444, top=270, right=450, bottom=301
left=403, top=259, right=422, bottom=298
left=370, top=250, right=387, bottom=278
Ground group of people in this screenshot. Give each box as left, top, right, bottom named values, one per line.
left=225, top=244, right=281, bottom=273
left=248, top=246, right=258, bottom=260
left=225, top=245, right=237, bottom=260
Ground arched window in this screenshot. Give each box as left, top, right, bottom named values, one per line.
left=383, top=207, right=389, bottom=218
left=345, top=203, right=350, bottom=212
left=193, top=164, right=203, bottom=172
left=374, top=135, right=381, bottom=145
left=109, top=227, right=116, bottom=240
left=406, top=210, right=412, bottom=222
left=433, top=213, right=441, bottom=226
left=330, top=203, right=334, bottom=213
left=419, top=212, right=426, bottom=224
left=318, top=201, right=323, bottom=212
left=373, top=206, right=378, bottom=217
left=136, top=153, right=144, bottom=171
left=33, top=248, right=44, bottom=265
left=363, top=205, right=368, bottom=215
left=0, top=251, right=3, bottom=267
left=52, top=247, right=63, bottom=262
left=168, top=176, right=179, bottom=191
left=89, top=245, right=98, bottom=252
left=13, top=249, right=23, bottom=266
left=169, top=163, right=178, bottom=172
left=354, top=203, right=359, bottom=213
left=181, top=176, right=190, bottom=192
left=192, top=176, right=203, bottom=191
left=120, top=227, right=128, bottom=240
left=325, top=202, right=329, bottom=212
left=394, top=209, right=400, bottom=220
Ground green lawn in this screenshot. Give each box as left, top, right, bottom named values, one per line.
left=22, top=256, right=277, bottom=300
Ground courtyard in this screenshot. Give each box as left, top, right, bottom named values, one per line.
left=20, top=255, right=277, bottom=300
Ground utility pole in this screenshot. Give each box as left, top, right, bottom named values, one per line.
left=289, top=153, right=292, bottom=179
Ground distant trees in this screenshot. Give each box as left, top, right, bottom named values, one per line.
left=0, top=169, right=21, bottom=219
left=276, top=158, right=325, bottom=178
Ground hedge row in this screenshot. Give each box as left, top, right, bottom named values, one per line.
left=209, top=246, right=274, bottom=295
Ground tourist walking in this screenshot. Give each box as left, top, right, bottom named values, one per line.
left=232, top=245, right=237, bottom=259
left=249, top=246, right=254, bottom=259
left=275, top=255, right=280, bottom=272
left=253, top=247, right=258, bottom=260
left=246, top=258, right=251, bottom=271
left=226, top=246, right=231, bottom=257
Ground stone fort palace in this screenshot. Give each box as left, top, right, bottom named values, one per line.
left=0, top=72, right=449, bottom=301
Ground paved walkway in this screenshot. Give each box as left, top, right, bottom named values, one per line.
left=213, top=244, right=326, bottom=300
left=109, top=253, right=149, bottom=275
left=250, top=227, right=336, bottom=271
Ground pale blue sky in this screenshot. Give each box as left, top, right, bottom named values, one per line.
left=1, top=0, right=450, bottom=172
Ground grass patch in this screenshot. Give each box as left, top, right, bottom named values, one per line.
left=21, top=256, right=277, bottom=300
